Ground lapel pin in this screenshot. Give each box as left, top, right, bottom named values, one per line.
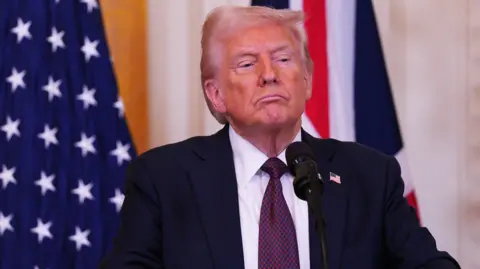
left=329, top=172, right=341, bottom=184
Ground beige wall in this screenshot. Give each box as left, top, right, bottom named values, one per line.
left=374, top=1, right=478, bottom=266
left=147, top=0, right=245, bottom=146
left=148, top=0, right=478, bottom=266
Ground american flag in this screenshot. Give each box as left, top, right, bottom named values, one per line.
left=0, top=0, right=135, bottom=268
left=329, top=172, right=341, bottom=184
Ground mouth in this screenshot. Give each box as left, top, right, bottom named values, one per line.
left=257, top=94, right=286, bottom=103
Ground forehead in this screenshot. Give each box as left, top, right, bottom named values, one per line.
left=225, top=23, right=298, bottom=55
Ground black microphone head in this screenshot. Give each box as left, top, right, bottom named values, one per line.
left=286, top=141, right=318, bottom=201
left=286, top=141, right=316, bottom=173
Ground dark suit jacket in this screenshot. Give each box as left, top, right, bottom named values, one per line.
left=99, top=124, right=460, bottom=269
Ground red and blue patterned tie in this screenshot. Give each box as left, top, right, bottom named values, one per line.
left=258, top=157, right=300, bottom=269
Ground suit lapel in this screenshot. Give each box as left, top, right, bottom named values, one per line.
left=303, top=130, right=348, bottom=269
left=189, top=125, right=245, bottom=269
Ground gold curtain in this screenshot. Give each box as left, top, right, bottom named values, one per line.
left=99, top=0, right=148, bottom=154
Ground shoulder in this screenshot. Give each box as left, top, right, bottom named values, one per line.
left=131, top=134, right=212, bottom=170
left=120, top=134, right=216, bottom=194
left=311, top=137, right=400, bottom=180
left=128, top=125, right=231, bottom=172
left=336, top=140, right=394, bottom=165
left=312, top=138, right=404, bottom=202
left=314, top=136, right=395, bottom=165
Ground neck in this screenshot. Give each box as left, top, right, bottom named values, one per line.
left=230, top=120, right=301, bottom=157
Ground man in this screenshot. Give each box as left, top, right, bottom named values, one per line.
left=99, top=5, right=460, bottom=269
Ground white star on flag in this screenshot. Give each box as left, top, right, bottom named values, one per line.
left=77, top=85, right=97, bottom=110
left=68, top=226, right=91, bottom=251
left=72, top=179, right=94, bottom=204
left=0, top=212, right=14, bottom=235
left=38, top=124, right=59, bottom=149
left=0, top=165, right=16, bottom=190
left=110, top=141, right=131, bottom=166
left=31, top=218, right=53, bottom=243
left=42, top=76, right=62, bottom=102
left=6, top=67, right=26, bottom=93
left=80, top=0, right=99, bottom=13
left=47, top=27, right=65, bottom=52
left=81, top=37, right=100, bottom=62
left=35, top=171, right=56, bottom=196
left=109, top=188, right=125, bottom=213
left=74, top=132, right=96, bottom=157
left=114, top=97, right=125, bottom=118
left=0, top=165, right=17, bottom=189
left=1, top=116, right=21, bottom=141
left=11, top=18, right=32, bottom=43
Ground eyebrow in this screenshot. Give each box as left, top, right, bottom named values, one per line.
left=232, top=44, right=294, bottom=59
left=270, top=44, right=293, bottom=54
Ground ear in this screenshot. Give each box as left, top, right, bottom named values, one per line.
left=304, top=72, right=313, bottom=100
left=204, top=79, right=227, bottom=113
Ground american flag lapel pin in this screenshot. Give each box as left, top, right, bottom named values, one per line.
left=329, top=172, right=341, bottom=184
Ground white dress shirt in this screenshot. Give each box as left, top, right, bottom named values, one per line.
left=229, top=126, right=310, bottom=269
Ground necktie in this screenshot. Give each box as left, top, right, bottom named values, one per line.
left=258, top=157, right=300, bottom=269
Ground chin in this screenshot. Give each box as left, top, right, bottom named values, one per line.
left=248, top=106, right=300, bottom=129
left=260, top=114, right=295, bottom=128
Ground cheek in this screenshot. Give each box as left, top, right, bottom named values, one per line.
left=223, top=76, right=257, bottom=109
left=230, top=73, right=258, bottom=95
left=283, top=72, right=308, bottom=98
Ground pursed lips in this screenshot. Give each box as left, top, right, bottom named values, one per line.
left=256, top=93, right=287, bottom=104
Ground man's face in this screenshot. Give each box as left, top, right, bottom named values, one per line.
left=206, top=23, right=312, bottom=130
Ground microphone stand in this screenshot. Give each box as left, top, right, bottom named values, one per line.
left=292, top=160, right=330, bottom=269
left=305, top=170, right=329, bottom=269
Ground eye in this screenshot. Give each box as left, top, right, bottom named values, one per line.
left=276, top=55, right=291, bottom=63
left=238, top=61, right=254, bottom=68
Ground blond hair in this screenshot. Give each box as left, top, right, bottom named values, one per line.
left=200, top=5, right=313, bottom=124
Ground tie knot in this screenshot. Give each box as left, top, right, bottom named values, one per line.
left=261, top=157, right=289, bottom=180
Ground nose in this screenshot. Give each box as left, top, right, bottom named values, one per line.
left=258, top=57, right=278, bottom=86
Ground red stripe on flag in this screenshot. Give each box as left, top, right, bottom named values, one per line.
left=406, top=191, right=421, bottom=224
left=303, top=0, right=330, bottom=138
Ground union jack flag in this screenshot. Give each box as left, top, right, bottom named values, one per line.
left=0, top=0, right=135, bottom=268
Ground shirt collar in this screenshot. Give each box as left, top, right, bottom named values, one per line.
left=229, top=125, right=302, bottom=189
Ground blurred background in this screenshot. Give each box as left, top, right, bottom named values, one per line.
left=1, top=0, right=478, bottom=268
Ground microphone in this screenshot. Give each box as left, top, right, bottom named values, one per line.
left=286, top=141, right=329, bottom=269
left=285, top=142, right=323, bottom=199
